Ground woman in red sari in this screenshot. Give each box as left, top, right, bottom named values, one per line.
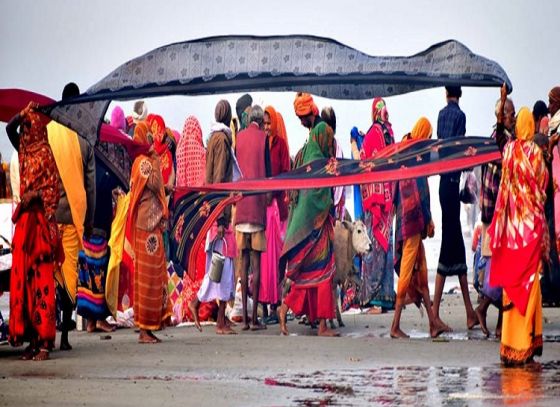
left=360, top=97, right=396, bottom=312
left=490, top=86, right=547, bottom=365
left=6, top=103, right=60, bottom=360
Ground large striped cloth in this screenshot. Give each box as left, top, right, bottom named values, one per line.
left=133, top=228, right=172, bottom=330
left=77, top=234, right=110, bottom=320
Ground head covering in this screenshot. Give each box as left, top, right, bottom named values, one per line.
left=18, top=111, right=60, bottom=229
left=410, top=117, right=433, bottom=140
left=294, top=92, right=319, bottom=117
left=371, top=97, right=389, bottom=124
left=132, top=100, right=148, bottom=122
left=264, top=106, right=278, bottom=138
left=276, top=111, right=289, bottom=152
left=133, top=121, right=151, bottom=145
left=236, top=94, right=252, bottom=120
left=178, top=115, right=206, bottom=187
left=215, top=99, right=232, bottom=126
left=515, top=107, right=536, bottom=141
left=146, top=114, right=166, bottom=143
left=20, top=111, right=49, bottom=148
left=549, top=86, right=560, bottom=106
left=110, top=106, right=126, bottom=131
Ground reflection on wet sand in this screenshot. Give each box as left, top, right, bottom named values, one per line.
left=264, top=361, right=560, bottom=406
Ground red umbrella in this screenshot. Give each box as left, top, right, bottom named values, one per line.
left=0, top=88, right=55, bottom=124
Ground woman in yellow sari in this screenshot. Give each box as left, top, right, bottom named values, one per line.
left=128, top=122, right=172, bottom=343
left=489, top=85, right=546, bottom=365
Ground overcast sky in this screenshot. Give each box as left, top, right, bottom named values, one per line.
left=2, top=0, right=559, bottom=161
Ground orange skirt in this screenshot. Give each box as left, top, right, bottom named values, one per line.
left=396, top=234, right=428, bottom=306
left=133, top=228, right=172, bottom=330
left=500, top=269, right=543, bottom=365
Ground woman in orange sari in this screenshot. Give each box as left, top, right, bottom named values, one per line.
left=391, top=117, right=447, bottom=339
left=490, top=86, right=547, bottom=365
left=6, top=103, right=60, bottom=360
left=128, top=122, right=172, bottom=343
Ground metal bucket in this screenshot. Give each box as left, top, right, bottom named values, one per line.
left=208, top=238, right=227, bottom=283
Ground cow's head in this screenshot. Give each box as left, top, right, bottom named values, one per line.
left=343, top=220, right=372, bottom=254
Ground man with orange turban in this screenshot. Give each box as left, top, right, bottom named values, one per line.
left=293, top=92, right=320, bottom=128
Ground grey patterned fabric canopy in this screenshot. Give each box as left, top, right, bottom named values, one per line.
left=45, top=35, right=512, bottom=144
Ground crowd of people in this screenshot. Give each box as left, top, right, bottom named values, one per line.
left=2, top=81, right=559, bottom=367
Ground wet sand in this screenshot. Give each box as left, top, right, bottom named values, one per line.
left=1, top=293, right=559, bottom=406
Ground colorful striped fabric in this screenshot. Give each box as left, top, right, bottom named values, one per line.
left=77, top=234, right=111, bottom=320
left=171, top=136, right=500, bottom=279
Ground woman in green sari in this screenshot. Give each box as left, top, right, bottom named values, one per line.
left=279, top=93, right=338, bottom=337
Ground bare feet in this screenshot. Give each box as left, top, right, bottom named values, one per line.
left=467, top=311, right=480, bottom=330
left=138, top=330, right=159, bottom=344
left=21, top=345, right=36, bottom=360
left=33, top=349, right=49, bottom=361
left=390, top=327, right=410, bottom=339
left=317, top=327, right=340, bottom=337
left=97, top=320, right=116, bottom=333
left=147, top=331, right=162, bottom=343
left=434, top=317, right=452, bottom=333
left=60, top=341, right=72, bottom=351
left=225, top=318, right=237, bottom=328
left=366, top=306, right=383, bottom=315
left=430, top=321, right=449, bottom=338
left=475, top=306, right=489, bottom=337
left=279, top=304, right=289, bottom=336
left=495, top=327, right=502, bottom=339
left=216, top=326, right=237, bottom=335
left=86, top=320, right=97, bottom=333
left=188, top=301, right=202, bottom=332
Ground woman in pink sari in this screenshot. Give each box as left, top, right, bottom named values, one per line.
left=259, top=106, right=290, bottom=323
left=175, top=116, right=216, bottom=323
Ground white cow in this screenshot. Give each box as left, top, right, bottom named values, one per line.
left=331, top=219, right=372, bottom=327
